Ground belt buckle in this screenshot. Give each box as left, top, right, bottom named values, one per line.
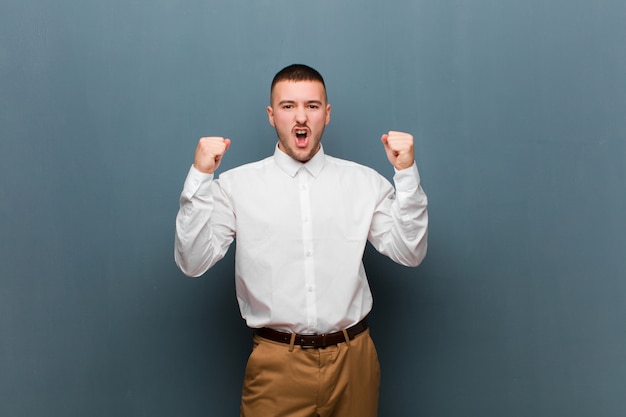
left=300, top=334, right=326, bottom=349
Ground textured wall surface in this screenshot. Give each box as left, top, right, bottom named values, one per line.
left=1, top=0, right=625, bottom=415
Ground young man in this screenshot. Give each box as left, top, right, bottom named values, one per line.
left=175, top=64, right=428, bottom=417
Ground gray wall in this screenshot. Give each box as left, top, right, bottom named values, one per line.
left=1, top=0, right=625, bottom=416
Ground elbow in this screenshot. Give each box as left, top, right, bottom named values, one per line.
left=405, top=232, right=428, bottom=267
left=409, top=243, right=427, bottom=267
left=175, top=261, right=202, bottom=278
left=181, top=267, right=204, bottom=278
left=174, top=250, right=206, bottom=278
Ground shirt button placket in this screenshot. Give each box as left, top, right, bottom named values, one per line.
left=298, top=169, right=317, bottom=331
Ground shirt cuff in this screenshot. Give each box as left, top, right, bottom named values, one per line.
left=392, top=162, right=420, bottom=191
left=182, top=165, right=215, bottom=198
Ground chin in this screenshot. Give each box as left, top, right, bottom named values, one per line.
left=294, top=153, right=312, bottom=163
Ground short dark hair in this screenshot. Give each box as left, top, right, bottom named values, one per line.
left=270, top=64, right=327, bottom=100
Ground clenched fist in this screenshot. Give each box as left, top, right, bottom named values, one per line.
left=381, top=131, right=414, bottom=170
left=194, top=136, right=231, bottom=174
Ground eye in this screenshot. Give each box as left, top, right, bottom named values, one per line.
left=308, top=104, right=319, bottom=109
left=283, top=104, right=293, bottom=109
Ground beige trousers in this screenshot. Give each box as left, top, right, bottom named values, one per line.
left=240, top=329, right=380, bottom=417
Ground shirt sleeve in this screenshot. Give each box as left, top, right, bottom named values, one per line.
left=368, top=162, right=429, bottom=267
left=174, top=165, right=236, bottom=277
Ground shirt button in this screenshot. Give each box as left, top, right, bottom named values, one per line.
left=305, top=250, right=312, bottom=257
left=307, top=286, right=313, bottom=292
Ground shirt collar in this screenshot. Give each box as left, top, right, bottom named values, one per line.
left=273, top=144, right=326, bottom=178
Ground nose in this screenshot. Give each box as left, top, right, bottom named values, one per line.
left=295, top=107, right=307, bottom=124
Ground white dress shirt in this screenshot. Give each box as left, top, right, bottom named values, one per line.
left=175, top=145, right=428, bottom=334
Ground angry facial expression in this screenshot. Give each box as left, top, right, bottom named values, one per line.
left=267, top=80, right=331, bottom=163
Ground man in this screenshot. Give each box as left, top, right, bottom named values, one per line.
left=175, top=64, right=428, bottom=417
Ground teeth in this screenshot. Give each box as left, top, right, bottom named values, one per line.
left=296, top=130, right=306, bottom=134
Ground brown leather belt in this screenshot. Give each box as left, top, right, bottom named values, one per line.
left=254, top=318, right=368, bottom=349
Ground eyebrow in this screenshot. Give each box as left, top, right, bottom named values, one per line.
left=278, top=99, right=324, bottom=106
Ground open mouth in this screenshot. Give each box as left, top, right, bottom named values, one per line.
left=294, top=128, right=309, bottom=147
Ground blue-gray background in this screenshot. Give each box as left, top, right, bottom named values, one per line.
left=1, top=0, right=625, bottom=416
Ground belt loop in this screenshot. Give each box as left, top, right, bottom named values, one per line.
left=288, top=332, right=296, bottom=352
left=341, top=329, right=351, bottom=347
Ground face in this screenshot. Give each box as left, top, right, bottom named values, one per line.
left=267, top=80, right=331, bottom=163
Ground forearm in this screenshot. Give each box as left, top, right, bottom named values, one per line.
left=370, top=163, right=429, bottom=267
left=174, top=166, right=234, bottom=277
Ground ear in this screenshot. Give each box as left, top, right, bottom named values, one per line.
left=325, top=104, right=331, bottom=125
left=267, top=105, right=275, bottom=127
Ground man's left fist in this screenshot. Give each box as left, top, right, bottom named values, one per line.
left=381, top=131, right=415, bottom=170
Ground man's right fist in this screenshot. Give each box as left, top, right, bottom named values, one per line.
left=193, top=136, right=231, bottom=174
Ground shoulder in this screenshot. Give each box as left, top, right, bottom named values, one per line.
left=323, top=155, right=392, bottom=190
left=325, top=154, right=374, bottom=172
left=218, top=156, right=275, bottom=180
left=324, top=154, right=386, bottom=179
